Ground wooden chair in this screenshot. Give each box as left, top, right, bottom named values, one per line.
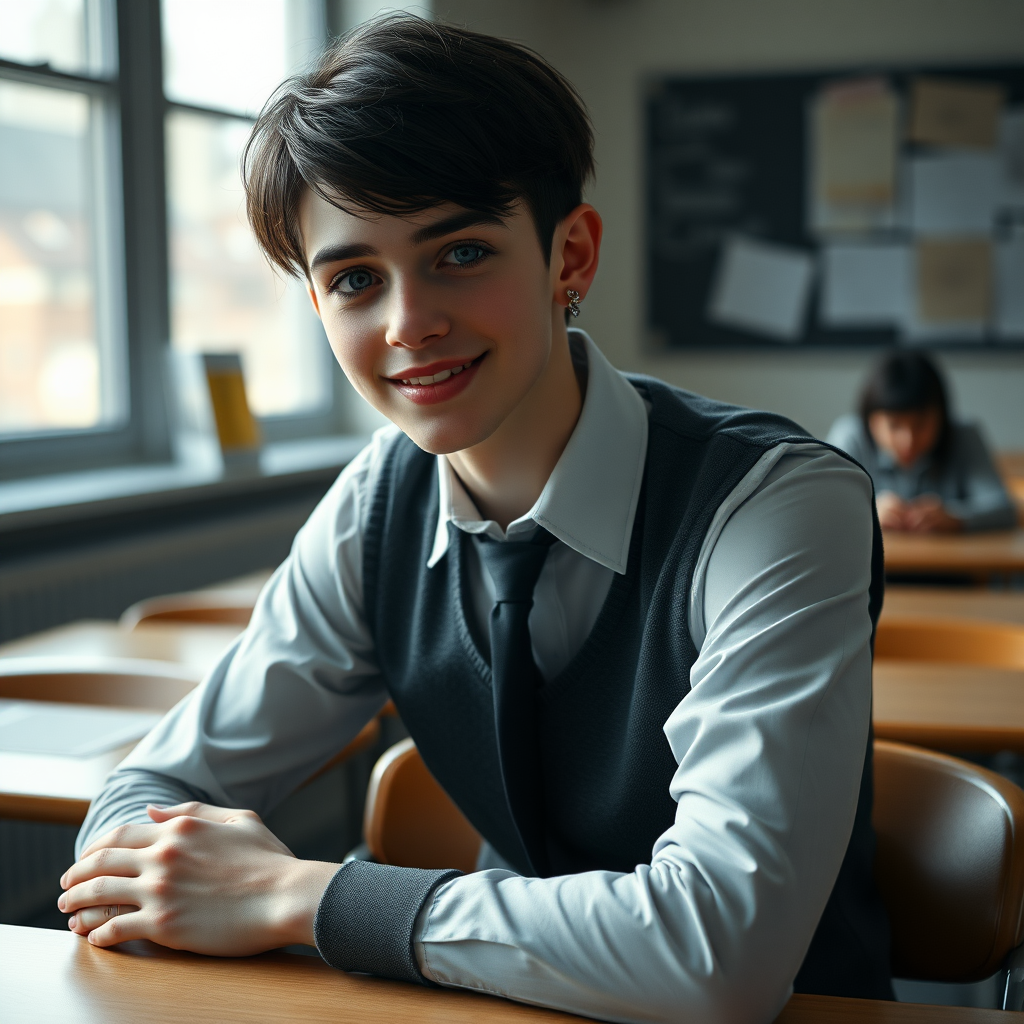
left=360, top=738, right=1024, bottom=1008
left=875, top=740, right=1024, bottom=1008
left=875, top=618, right=1024, bottom=670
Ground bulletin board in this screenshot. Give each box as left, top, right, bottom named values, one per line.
left=645, top=63, right=1024, bottom=350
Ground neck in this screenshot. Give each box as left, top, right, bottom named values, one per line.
left=446, top=325, right=582, bottom=530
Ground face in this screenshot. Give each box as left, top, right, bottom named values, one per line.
left=868, top=408, right=942, bottom=468
left=299, top=194, right=563, bottom=455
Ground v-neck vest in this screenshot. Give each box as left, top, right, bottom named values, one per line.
left=362, top=374, right=891, bottom=1000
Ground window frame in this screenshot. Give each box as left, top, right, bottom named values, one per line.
left=0, top=0, right=347, bottom=481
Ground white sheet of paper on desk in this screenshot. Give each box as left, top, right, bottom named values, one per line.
left=0, top=700, right=161, bottom=757
left=908, top=153, right=1000, bottom=235
left=996, top=229, right=1024, bottom=339
left=708, top=236, right=815, bottom=342
left=821, top=243, right=910, bottom=327
left=1000, top=109, right=1024, bottom=210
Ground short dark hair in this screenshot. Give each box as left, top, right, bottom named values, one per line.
left=243, top=14, right=594, bottom=276
left=859, top=351, right=952, bottom=462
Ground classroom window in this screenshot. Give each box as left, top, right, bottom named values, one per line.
left=162, top=0, right=331, bottom=420
left=0, top=2, right=122, bottom=438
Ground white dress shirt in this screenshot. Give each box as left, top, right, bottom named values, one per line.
left=78, top=332, right=874, bottom=1024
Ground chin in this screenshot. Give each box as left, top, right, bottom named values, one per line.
left=398, top=412, right=500, bottom=457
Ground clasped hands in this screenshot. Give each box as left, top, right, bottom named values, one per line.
left=58, top=802, right=339, bottom=955
left=875, top=492, right=962, bottom=534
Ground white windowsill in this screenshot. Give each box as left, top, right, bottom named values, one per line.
left=0, top=434, right=369, bottom=534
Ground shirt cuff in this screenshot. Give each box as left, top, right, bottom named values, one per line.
left=313, top=860, right=462, bottom=984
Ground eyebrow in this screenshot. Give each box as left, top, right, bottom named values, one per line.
left=410, top=209, right=507, bottom=245
left=310, top=242, right=378, bottom=272
left=308, top=210, right=507, bottom=272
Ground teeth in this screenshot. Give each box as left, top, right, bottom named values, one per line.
left=398, top=360, right=476, bottom=386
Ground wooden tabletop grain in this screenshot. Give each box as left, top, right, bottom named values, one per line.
left=874, top=660, right=1024, bottom=752
left=883, top=530, right=1024, bottom=576
left=882, top=586, right=1024, bottom=625
left=0, top=926, right=1015, bottom=1024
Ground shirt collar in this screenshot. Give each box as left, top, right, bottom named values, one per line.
left=427, top=330, right=649, bottom=574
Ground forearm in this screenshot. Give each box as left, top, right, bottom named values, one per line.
left=76, top=767, right=210, bottom=858
left=946, top=497, right=1018, bottom=532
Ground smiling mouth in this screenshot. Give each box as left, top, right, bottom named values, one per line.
left=390, top=356, right=482, bottom=386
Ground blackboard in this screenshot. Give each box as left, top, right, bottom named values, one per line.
left=645, top=63, right=1024, bottom=350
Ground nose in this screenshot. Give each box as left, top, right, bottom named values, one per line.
left=384, top=278, right=450, bottom=350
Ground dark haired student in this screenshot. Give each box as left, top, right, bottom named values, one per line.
left=828, top=352, right=1015, bottom=534
left=61, top=16, right=891, bottom=1023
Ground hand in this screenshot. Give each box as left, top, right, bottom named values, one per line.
left=902, top=495, right=963, bottom=534
left=58, top=802, right=339, bottom=955
left=875, top=492, right=910, bottom=531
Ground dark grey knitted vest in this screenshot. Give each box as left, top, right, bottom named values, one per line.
left=362, top=374, right=892, bottom=1000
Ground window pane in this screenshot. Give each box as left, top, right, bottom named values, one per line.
left=0, top=80, right=113, bottom=433
left=162, top=0, right=322, bottom=117
left=0, top=0, right=112, bottom=78
left=166, top=109, right=330, bottom=417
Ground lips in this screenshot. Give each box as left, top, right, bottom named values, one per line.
left=387, top=354, right=484, bottom=406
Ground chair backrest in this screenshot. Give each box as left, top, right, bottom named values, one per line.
left=121, top=595, right=255, bottom=629
left=364, top=738, right=481, bottom=873
left=875, top=618, right=1024, bottom=670
left=874, top=740, right=1024, bottom=982
left=0, top=656, right=200, bottom=710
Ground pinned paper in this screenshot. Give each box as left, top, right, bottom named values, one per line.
left=810, top=78, right=900, bottom=234
left=915, top=237, right=993, bottom=325
left=908, top=153, right=999, bottom=235
left=821, top=243, right=910, bottom=328
left=708, top=236, right=815, bottom=341
left=910, top=77, right=1004, bottom=149
left=995, top=229, right=1024, bottom=340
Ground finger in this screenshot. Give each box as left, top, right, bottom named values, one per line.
left=86, top=908, right=149, bottom=948
left=61, top=877, right=142, bottom=915
left=70, top=904, right=141, bottom=935
left=61, top=847, right=142, bottom=890
left=80, top=822, right=163, bottom=860
left=147, top=801, right=260, bottom=825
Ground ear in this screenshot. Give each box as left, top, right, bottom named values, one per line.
left=552, top=204, right=602, bottom=312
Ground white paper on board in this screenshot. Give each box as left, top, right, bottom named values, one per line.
left=908, top=153, right=1000, bottom=235
left=996, top=229, right=1024, bottom=339
left=708, top=236, right=815, bottom=342
left=821, top=243, right=910, bottom=327
left=1000, top=108, right=1024, bottom=211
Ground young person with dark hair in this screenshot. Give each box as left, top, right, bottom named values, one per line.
left=61, top=16, right=892, bottom=1022
left=829, top=352, right=1015, bottom=534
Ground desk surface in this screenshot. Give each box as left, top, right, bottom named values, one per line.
left=883, top=530, right=1024, bottom=575
left=0, top=620, right=244, bottom=678
left=882, top=586, right=1024, bottom=625
left=0, top=926, right=1013, bottom=1024
left=874, top=661, right=1024, bottom=752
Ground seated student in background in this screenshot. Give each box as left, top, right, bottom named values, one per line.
left=59, top=16, right=892, bottom=1024
left=828, top=351, right=1015, bottom=534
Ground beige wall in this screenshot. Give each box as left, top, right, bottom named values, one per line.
left=437, top=0, right=1024, bottom=446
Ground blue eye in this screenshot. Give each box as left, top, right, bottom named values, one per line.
left=446, top=245, right=486, bottom=266
left=337, top=268, right=376, bottom=294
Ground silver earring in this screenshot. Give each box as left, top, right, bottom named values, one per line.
left=566, top=289, right=581, bottom=318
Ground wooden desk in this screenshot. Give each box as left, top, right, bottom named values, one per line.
left=883, top=529, right=1024, bottom=578
left=0, top=926, right=1013, bottom=1024
left=874, top=661, right=1024, bottom=752
left=882, top=586, right=1024, bottom=626
left=0, top=620, right=244, bottom=678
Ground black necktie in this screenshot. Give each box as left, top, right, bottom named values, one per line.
left=475, top=527, right=557, bottom=876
